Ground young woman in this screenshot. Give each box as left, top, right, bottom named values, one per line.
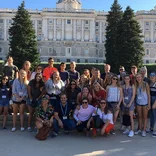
left=90, top=69, right=103, bottom=88
left=65, top=79, right=81, bottom=109
left=92, top=82, right=106, bottom=107
left=103, top=73, right=112, bottom=89
left=30, top=65, right=43, bottom=80
left=140, top=66, right=150, bottom=85
left=23, top=61, right=31, bottom=81
left=135, top=73, right=150, bottom=137
left=87, top=99, right=114, bottom=137
left=27, top=73, right=45, bottom=131
left=122, top=75, right=135, bottom=137
left=76, top=86, right=92, bottom=105
left=74, top=97, right=95, bottom=135
left=45, top=71, right=65, bottom=108
left=83, top=69, right=91, bottom=80
left=106, top=74, right=123, bottom=134
left=0, top=76, right=11, bottom=129
left=149, top=72, right=156, bottom=136
left=11, top=69, right=29, bottom=132
left=35, top=95, right=54, bottom=140
left=78, top=74, right=89, bottom=90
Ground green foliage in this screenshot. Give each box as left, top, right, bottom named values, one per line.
left=116, top=6, right=144, bottom=72
left=105, top=0, right=123, bottom=73
left=8, top=1, right=40, bottom=69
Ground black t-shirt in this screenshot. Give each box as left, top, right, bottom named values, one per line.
left=28, top=80, right=45, bottom=99
left=59, top=70, right=70, bottom=82
left=101, top=73, right=106, bottom=80
left=3, top=65, right=19, bottom=80
left=55, top=102, right=73, bottom=120
left=68, top=70, right=80, bottom=81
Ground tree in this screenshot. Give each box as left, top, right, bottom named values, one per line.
left=8, top=1, right=40, bottom=69
left=105, top=0, right=123, bottom=73
left=116, top=6, right=144, bottom=72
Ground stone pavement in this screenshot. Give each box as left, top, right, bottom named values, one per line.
left=0, top=127, right=156, bottom=156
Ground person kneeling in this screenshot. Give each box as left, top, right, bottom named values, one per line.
left=35, top=95, right=54, bottom=140
left=87, top=99, right=114, bottom=137
left=73, top=97, right=95, bottom=136
left=53, top=93, right=76, bottom=136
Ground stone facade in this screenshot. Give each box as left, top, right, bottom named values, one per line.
left=0, top=0, right=156, bottom=64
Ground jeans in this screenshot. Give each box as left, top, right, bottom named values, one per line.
left=150, top=96, right=156, bottom=129
left=76, top=120, right=90, bottom=132
left=53, top=118, right=76, bottom=133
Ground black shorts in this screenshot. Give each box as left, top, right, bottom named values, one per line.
left=13, top=100, right=26, bottom=105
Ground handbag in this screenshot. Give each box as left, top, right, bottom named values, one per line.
left=93, top=108, right=103, bottom=128
left=35, top=125, right=50, bottom=141
left=31, top=99, right=38, bottom=108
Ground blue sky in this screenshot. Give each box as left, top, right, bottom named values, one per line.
left=0, top=0, right=156, bottom=12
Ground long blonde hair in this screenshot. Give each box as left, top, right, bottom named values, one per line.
left=19, top=69, right=28, bottom=85
left=135, top=73, right=146, bottom=92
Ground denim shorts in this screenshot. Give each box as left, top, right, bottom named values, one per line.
left=26, top=98, right=41, bottom=107
left=0, top=99, right=9, bottom=106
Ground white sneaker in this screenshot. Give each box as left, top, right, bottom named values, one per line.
left=135, top=130, right=142, bottom=135
left=142, top=131, right=146, bottom=137
left=123, top=129, right=129, bottom=135
left=21, top=127, right=25, bottom=132
left=120, top=125, right=125, bottom=131
left=27, top=127, right=32, bottom=132
left=11, top=127, right=16, bottom=132
left=128, top=130, right=134, bottom=137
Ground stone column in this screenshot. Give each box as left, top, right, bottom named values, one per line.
left=73, top=19, right=76, bottom=41
left=42, top=18, right=48, bottom=40
left=90, top=20, right=95, bottom=42
left=99, top=21, right=102, bottom=43
left=151, top=21, right=154, bottom=42
left=54, top=19, right=56, bottom=41
left=4, top=19, right=7, bottom=41
left=81, top=20, right=84, bottom=41
left=61, top=19, right=64, bottom=41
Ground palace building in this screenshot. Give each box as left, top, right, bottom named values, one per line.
left=0, top=0, right=156, bottom=64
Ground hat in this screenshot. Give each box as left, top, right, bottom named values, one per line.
left=150, top=72, right=156, bottom=77
left=42, top=95, right=50, bottom=100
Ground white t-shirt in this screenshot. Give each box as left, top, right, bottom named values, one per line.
left=94, top=108, right=114, bottom=124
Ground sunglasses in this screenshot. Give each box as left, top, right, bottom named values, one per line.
left=3, top=78, right=8, bottom=81
left=112, top=78, right=118, bottom=80
left=71, top=83, right=76, bottom=85
left=82, top=102, right=88, bottom=104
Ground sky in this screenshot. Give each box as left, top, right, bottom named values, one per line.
left=0, top=0, right=156, bottom=12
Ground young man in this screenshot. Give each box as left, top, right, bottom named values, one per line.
left=68, top=61, right=80, bottom=84
left=59, top=62, right=70, bottom=87
left=42, top=57, right=58, bottom=82
left=130, top=65, right=138, bottom=85
left=101, top=64, right=111, bottom=80
left=53, top=93, right=76, bottom=136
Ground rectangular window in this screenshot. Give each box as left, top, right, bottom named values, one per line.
left=67, top=59, right=70, bottom=62
left=85, top=59, right=88, bottom=63
left=67, top=19, right=71, bottom=24
left=146, top=22, right=149, bottom=25
left=146, top=49, right=149, bottom=55
left=96, top=22, right=99, bottom=26
left=85, top=20, right=89, bottom=25
left=0, top=19, right=3, bottom=23
left=49, top=48, right=52, bottom=53
left=77, top=59, right=80, bottom=63
left=146, top=60, right=149, bottom=64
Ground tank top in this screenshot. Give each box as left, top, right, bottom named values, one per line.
left=107, top=86, right=120, bottom=102
left=136, top=85, right=148, bottom=105
left=123, top=85, right=134, bottom=105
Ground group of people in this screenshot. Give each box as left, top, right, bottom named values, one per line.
left=0, top=56, right=156, bottom=140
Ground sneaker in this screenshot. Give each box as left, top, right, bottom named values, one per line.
left=120, top=125, right=125, bottom=131
left=27, top=127, right=32, bottom=132
left=11, top=127, right=16, bottom=132
left=146, top=128, right=153, bottom=133
left=64, top=130, right=69, bottom=134
left=51, top=131, right=58, bottom=137
left=152, top=132, right=156, bottom=137
left=20, top=127, right=25, bottom=132
left=111, top=129, right=116, bottom=135
left=142, top=131, right=146, bottom=137
left=2, top=127, right=8, bottom=130
left=123, top=129, right=129, bottom=135
left=135, top=130, right=142, bottom=135
left=128, top=130, right=134, bottom=137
